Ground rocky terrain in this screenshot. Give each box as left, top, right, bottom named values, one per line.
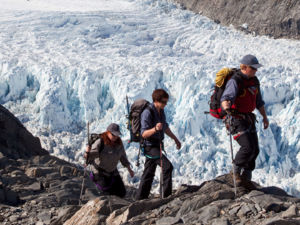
left=173, top=0, right=300, bottom=40
left=0, top=104, right=300, bottom=225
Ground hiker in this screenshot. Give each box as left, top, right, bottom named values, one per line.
left=221, top=54, right=269, bottom=187
left=84, top=123, right=134, bottom=198
left=135, top=89, right=181, bottom=200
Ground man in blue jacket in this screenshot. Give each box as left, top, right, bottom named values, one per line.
left=136, top=89, right=181, bottom=200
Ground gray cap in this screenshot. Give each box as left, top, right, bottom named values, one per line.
left=240, top=54, right=263, bottom=69
left=107, top=123, right=121, bottom=137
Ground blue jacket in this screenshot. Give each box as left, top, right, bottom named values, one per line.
left=141, top=103, right=169, bottom=146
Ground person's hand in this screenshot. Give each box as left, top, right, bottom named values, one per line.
left=175, top=138, right=181, bottom=150
left=263, top=117, right=269, bottom=129
left=128, top=168, right=135, bottom=177
left=155, top=123, right=163, bottom=131
left=86, top=145, right=91, bottom=153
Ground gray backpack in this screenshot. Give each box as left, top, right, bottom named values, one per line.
left=129, top=99, right=154, bottom=142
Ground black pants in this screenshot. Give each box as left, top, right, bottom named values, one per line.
left=230, top=116, right=259, bottom=171
left=135, top=146, right=173, bottom=200
left=91, top=169, right=126, bottom=198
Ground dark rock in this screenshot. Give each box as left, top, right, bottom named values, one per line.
left=0, top=104, right=48, bottom=159
left=172, top=0, right=300, bottom=40
left=5, top=189, right=20, bottom=206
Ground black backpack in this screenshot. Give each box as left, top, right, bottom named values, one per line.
left=128, top=99, right=154, bottom=142
left=209, top=68, right=242, bottom=119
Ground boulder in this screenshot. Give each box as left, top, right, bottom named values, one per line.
left=0, top=104, right=48, bottom=159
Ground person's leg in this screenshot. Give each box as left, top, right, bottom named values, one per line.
left=135, top=157, right=157, bottom=200
left=241, top=129, right=259, bottom=180
left=160, top=155, right=173, bottom=198
left=110, top=174, right=126, bottom=198
left=92, top=172, right=112, bottom=195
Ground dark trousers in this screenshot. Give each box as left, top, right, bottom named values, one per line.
left=135, top=146, right=173, bottom=200
left=230, top=116, right=259, bottom=171
left=91, top=170, right=126, bottom=198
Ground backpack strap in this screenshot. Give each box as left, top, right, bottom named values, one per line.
left=231, top=72, right=245, bottom=96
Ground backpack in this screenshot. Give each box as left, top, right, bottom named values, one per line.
left=86, top=134, right=104, bottom=164
left=128, top=99, right=154, bottom=142
left=209, top=68, right=241, bottom=119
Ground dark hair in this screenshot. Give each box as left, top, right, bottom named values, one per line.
left=100, top=131, right=122, bottom=147
left=152, top=89, right=169, bottom=102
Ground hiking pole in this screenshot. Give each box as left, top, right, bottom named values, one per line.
left=159, top=130, right=164, bottom=199
left=136, top=145, right=141, bottom=167
left=79, top=121, right=90, bottom=205
left=228, top=115, right=237, bottom=198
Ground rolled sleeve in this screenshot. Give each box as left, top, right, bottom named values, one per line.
left=141, top=109, right=153, bottom=136
left=220, top=79, right=239, bottom=104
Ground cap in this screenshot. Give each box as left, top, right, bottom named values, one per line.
left=240, top=54, right=263, bottom=69
left=107, top=123, right=121, bottom=137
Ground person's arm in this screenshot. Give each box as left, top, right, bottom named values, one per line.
left=256, top=86, right=268, bottom=129
left=165, top=127, right=181, bottom=150
left=119, top=144, right=134, bottom=177
left=258, top=105, right=269, bottom=129
left=142, top=125, right=159, bottom=139
left=220, top=79, right=239, bottom=112
left=141, top=109, right=159, bottom=139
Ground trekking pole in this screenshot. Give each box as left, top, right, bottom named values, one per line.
left=159, top=130, right=164, bottom=199
left=228, top=115, right=237, bottom=198
left=136, top=145, right=141, bottom=167
left=79, top=121, right=90, bottom=205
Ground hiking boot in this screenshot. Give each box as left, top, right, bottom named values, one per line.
left=241, top=179, right=257, bottom=190
left=239, top=174, right=257, bottom=190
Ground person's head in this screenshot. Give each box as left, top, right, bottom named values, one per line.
left=106, top=123, right=122, bottom=143
left=152, top=89, right=169, bottom=109
left=240, top=54, right=262, bottom=77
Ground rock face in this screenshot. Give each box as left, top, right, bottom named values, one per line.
left=66, top=174, right=300, bottom=225
left=0, top=104, right=48, bottom=159
left=173, top=0, right=300, bottom=40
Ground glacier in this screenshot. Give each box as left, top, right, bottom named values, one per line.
left=0, top=0, right=299, bottom=196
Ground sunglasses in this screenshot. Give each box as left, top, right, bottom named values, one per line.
left=160, top=100, right=168, bottom=105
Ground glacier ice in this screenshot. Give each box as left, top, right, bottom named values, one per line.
left=0, top=0, right=299, bottom=196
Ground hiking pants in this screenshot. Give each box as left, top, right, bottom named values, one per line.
left=229, top=116, right=259, bottom=173
left=135, top=146, right=173, bottom=200
left=91, top=169, right=126, bottom=198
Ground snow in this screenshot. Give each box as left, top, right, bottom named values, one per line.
left=0, top=0, right=299, bottom=196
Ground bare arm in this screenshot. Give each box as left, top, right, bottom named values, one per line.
left=258, top=105, right=269, bottom=129
left=165, top=127, right=181, bottom=150
left=142, top=126, right=157, bottom=139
